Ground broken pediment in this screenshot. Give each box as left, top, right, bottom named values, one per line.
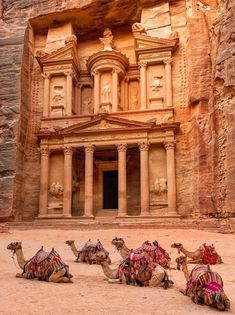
left=60, top=115, right=152, bottom=134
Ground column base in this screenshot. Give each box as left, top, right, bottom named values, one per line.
left=82, top=214, right=95, bottom=220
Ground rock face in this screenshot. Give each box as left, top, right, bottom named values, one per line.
left=0, top=0, right=234, bottom=221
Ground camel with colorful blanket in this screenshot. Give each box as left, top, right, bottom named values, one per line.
left=176, top=256, right=230, bottom=311
left=171, top=243, right=222, bottom=264
left=96, top=250, right=173, bottom=288
left=7, top=242, right=72, bottom=283
left=112, top=237, right=171, bottom=268
left=65, top=239, right=111, bottom=264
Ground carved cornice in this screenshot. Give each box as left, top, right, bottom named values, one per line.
left=139, top=142, right=150, bottom=151
left=164, top=141, right=176, bottom=150
left=64, top=146, right=73, bottom=155
left=117, top=143, right=127, bottom=152
left=85, top=144, right=96, bottom=153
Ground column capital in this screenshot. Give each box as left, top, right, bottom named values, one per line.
left=138, top=61, right=147, bottom=68
left=164, top=141, right=176, bottom=150
left=42, top=72, right=51, bottom=79
left=39, top=147, right=49, bottom=156
left=91, top=69, right=100, bottom=76
left=117, top=143, right=127, bottom=152
left=163, top=58, right=172, bottom=65
left=85, top=144, right=96, bottom=153
left=64, top=70, right=75, bottom=77
left=64, top=146, right=73, bottom=155
left=112, top=68, right=120, bottom=74
left=139, top=141, right=150, bottom=151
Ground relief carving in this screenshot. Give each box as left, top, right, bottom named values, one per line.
left=150, top=76, right=163, bottom=93
left=102, top=82, right=111, bottom=103
left=52, top=86, right=65, bottom=105
left=99, top=28, right=114, bottom=51
left=153, top=178, right=167, bottom=196
left=49, top=182, right=64, bottom=198
left=132, top=23, right=147, bottom=35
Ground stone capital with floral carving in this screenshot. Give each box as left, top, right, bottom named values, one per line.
left=139, top=142, right=150, bottom=151
left=164, top=141, right=176, bottom=150
left=117, top=143, right=127, bottom=152
left=42, top=72, right=51, bottom=79
left=39, top=147, right=49, bottom=156
left=64, top=146, right=73, bottom=155
left=64, top=70, right=75, bottom=77
left=138, top=61, right=147, bottom=68
left=85, top=144, right=96, bottom=153
left=163, top=58, right=172, bottom=65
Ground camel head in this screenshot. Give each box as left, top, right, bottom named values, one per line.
left=95, top=251, right=110, bottom=265
left=200, top=286, right=230, bottom=311
left=65, top=240, right=75, bottom=246
left=153, top=240, right=159, bottom=247
left=171, top=243, right=183, bottom=254
left=111, top=237, right=125, bottom=249
left=7, top=242, right=22, bottom=252
left=175, top=256, right=187, bottom=270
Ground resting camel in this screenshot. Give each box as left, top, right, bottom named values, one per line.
left=96, top=251, right=173, bottom=288
left=112, top=237, right=171, bottom=268
left=7, top=242, right=72, bottom=283
left=176, top=256, right=230, bottom=311
left=171, top=243, right=222, bottom=264
left=65, top=239, right=111, bottom=264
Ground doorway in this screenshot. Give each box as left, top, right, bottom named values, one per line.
left=103, top=170, right=118, bottom=209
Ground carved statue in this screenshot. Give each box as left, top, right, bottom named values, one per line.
left=132, top=23, right=147, bottom=35
left=52, top=86, right=64, bottom=105
left=150, top=76, right=162, bottom=92
left=102, top=82, right=111, bottom=103
left=72, top=177, right=80, bottom=192
left=99, top=28, right=114, bottom=51
left=131, top=94, right=139, bottom=109
left=153, top=178, right=167, bottom=196
left=49, top=182, right=63, bottom=198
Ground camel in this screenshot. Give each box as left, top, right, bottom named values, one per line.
left=7, top=242, right=72, bottom=283
left=96, top=251, right=173, bottom=288
left=171, top=243, right=222, bottom=264
left=112, top=237, right=171, bottom=268
left=176, top=256, right=230, bottom=311
left=65, top=239, right=111, bottom=265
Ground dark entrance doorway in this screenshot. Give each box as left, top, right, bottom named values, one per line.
left=103, top=170, right=118, bottom=209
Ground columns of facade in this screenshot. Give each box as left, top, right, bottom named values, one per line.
left=39, top=147, right=50, bottom=217
left=117, top=143, right=127, bottom=216
left=65, top=70, right=73, bottom=115
left=139, top=61, right=147, bottom=110
left=42, top=73, right=50, bottom=117
left=164, top=58, right=173, bottom=108
left=76, top=83, right=82, bottom=114
left=63, top=146, right=73, bottom=217
left=139, top=142, right=150, bottom=215
left=112, top=69, right=119, bottom=112
left=124, top=78, right=129, bottom=111
left=84, top=144, right=95, bottom=217
left=164, top=141, right=177, bottom=214
left=93, top=70, right=100, bottom=114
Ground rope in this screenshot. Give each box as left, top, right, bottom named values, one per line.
left=11, top=252, right=21, bottom=270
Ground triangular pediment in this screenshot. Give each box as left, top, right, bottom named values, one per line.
left=134, top=34, right=178, bottom=52
left=60, top=115, right=152, bottom=134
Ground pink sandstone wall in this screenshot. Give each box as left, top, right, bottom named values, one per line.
left=0, top=0, right=234, bottom=221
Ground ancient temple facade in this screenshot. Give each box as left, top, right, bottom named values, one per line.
left=36, top=20, right=180, bottom=220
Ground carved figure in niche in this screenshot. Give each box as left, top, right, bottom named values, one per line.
left=52, top=86, right=64, bottom=105
left=102, top=82, right=111, bottom=103
left=99, top=28, right=114, bottom=51
left=130, top=94, right=139, bottom=109
left=132, top=23, right=147, bottom=35
left=49, top=182, right=63, bottom=198
left=72, top=177, right=80, bottom=192
left=83, top=97, right=92, bottom=112
left=150, top=76, right=163, bottom=93
left=153, top=178, right=167, bottom=196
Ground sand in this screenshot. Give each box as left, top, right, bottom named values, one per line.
left=0, top=228, right=234, bottom=315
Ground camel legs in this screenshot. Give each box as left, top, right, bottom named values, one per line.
left=48, top=268, right=72, bottom=283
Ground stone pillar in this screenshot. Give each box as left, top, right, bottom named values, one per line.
left=139, top=142, right=150, bottom=215
left=124, top=78, right=129, bottom=111
left=112, top=69, right=119, bottom=112
left=117, top=143, right=127, bottom=216
left=164, top=141, right=177, bottom=214
left=63, top=146, right=73, bottom=217
left=84, top=144, right=95, bottom=217
left=139, top=61, right=147, bottom=110
left=93, top=70, right=100, bottom=114
left=42, top=73, right=50, bottom=117
left=76, top=83, right=82, bottom=114
left=39, top=147, right=49, bottom=217
left=164, top=58, right=173, bottom=108
left=65, top=70, right=73, bottom=115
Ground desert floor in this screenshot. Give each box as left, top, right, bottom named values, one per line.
left=0, top=228, right=234, bottom=315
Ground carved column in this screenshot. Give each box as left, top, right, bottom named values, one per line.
left=139, top=61, right=147, bottom=110
left=124, top=78, right=129, bottom=110
left=164, top=59, right=173, bottom=108
left=42, top=73, right=50, bottom=117
left=139, top=142, right=150, bottom=215
left=164, top=141, right=177, bottom=214
left=93, top=70, right=100, bottom=114
left=63, top=146, right=73, bottom=217
left=76, top=83, right=82, bottom=114
left=112, top=69, right=119, bottom=112
left=39, top=147, right=50, bottom=217
left=117, top=143, right=127, bottom=216
left=84, top=144, right=95, bottom=217
left=65, top=70, right=73, bottom=115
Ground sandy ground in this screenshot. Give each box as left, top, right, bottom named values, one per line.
left=0, top=228, right=234, bottom=315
